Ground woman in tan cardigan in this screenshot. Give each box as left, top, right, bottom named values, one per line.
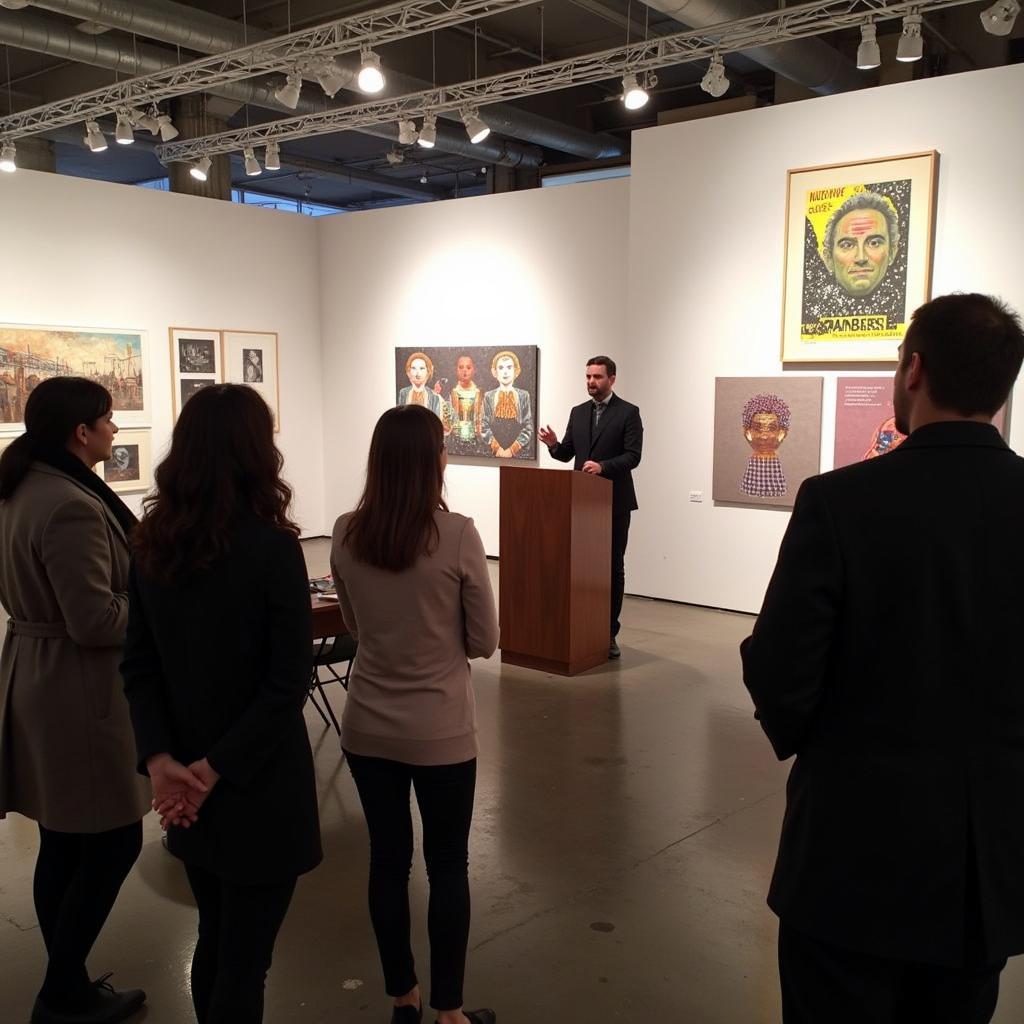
left=0, top=377, right=153, bottom=1024
left=331, top=405, right=499, bottom=1024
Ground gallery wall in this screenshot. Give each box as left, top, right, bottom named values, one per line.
left=0, top=171, right=327, bottom=534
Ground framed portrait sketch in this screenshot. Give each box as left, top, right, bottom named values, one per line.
left=781, top=152, right=937, bottom=363
left=393, top=346, right=539, bottom=462
left=223, top=331, right=280, bottom=431
left=713, top=377, right=823, bottom=509
left=98, top=428, right=153, bottom=494
left=0, top=323, right=149, bottom=431
left=169, top=328, right=222, bottom=419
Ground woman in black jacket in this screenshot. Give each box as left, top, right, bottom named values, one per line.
left=121, top=384, right=321, bottom=1024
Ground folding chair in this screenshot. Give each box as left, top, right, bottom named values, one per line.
left=307, top=633, right=356, bottom=736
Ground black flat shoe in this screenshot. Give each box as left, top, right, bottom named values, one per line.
left=609, top=638, right=621, bottom=659
left=454, top=1011, right=496, bottom=1024
left=31, top=975, right=146, bottom=1024
left=392, top=1005, right=423, bottom=1024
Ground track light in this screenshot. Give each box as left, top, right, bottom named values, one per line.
left=357, top=49, right=385, bottom=94
left=417, top=113, right=437, bottom=149
left=897, top=13, right=924, bottom=61
left=265, top=140, right=281, bottom=172
left=0, top=141, right=16, bottom=173
left=274, top=70, right=303, bottom=109
left=189, top=155, right=212, bottom=182
left=129, top=107, right=160, bottom=134
left=857, top=22, right=881, bottom=70
left=420, top=175, right=428, bottom=184
left=83, top=120, right=107, bottom=153
left=398, top=119, right=418, bottom=146
left=115, top=110, right=135, bottom=145
left=701, top=56, right=729, bottom=98
left=386, top=149, right=404, bottom=166
left=621, top=73, right=649, bottom=110
left=243, top=147, right=261, bottom=177
left=0, top=1, right=30, bottom=8
left=314, top=57, right=349, bottom=98
left=156, top=114, right=179, bottom=142
left=462, top=108, right=490, bottom=144
left=980, top=0, right=1020, bottom=34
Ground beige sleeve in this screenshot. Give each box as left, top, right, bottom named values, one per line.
left=458, top=518, right=499, bottom=660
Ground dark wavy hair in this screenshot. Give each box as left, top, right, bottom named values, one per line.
left=0, top=377, right=111, bottom=500
left=343, top=404, right=448, bottom=571
left=132, top=384, right=297, bottom=581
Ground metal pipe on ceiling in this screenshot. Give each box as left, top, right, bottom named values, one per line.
left=0, top=6, right=544, bottom=168
left=18, top=0, right=625, bottom=159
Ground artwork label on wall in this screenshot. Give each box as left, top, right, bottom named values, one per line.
left=393, top=346, right=539, bottom=461
left=0, top=323, right=148, bottom=431
left=713, top=377, right=823, bottom=508
left=169, top=328, right=222, bottom=419
left=98, top=428, right=153, bottom=494
left=781, top=152, right=937, bottom=363
left=223, top=331, right=280, bottom=431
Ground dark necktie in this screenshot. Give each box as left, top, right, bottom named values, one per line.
left=592, top=400, right=605, bottom=430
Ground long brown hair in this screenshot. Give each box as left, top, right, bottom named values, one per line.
left=343, top=404, right=448, bottom=571
left=133, top=384, right=298, bottom=581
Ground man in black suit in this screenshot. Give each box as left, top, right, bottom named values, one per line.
left=539, top=355, right=642, bottom=659
left=741, top=293, right=1024, bottom=1023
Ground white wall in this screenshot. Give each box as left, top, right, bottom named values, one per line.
left=627, top=63, right=1024, bottom=612
left=317, top=178, right=629, bottom=549
left=0, top=172, right=326, bottom=534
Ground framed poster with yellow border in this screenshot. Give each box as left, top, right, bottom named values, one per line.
left=169, top=327, right=223, bottom=419
left=222, top=330, right=280, bottom=431
left=781, top=152, right=937, bottom=363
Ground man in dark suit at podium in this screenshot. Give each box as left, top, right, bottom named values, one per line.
left=539, top=356, right=643, bottom=659
left=741, top=293, right=1024, bottom=1023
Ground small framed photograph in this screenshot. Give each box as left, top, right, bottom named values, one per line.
left=169, top=328, right=222, bottom=419
left=99, top=428, right=153, bottom=494
left=223, top=331, right=280, bottom=431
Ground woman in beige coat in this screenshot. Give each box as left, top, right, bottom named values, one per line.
left=0, top=377, right=153, bottom=1024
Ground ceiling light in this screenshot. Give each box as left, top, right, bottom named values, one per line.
left=420, top=175, right=428, bottom=184
left=857, top=22, right=881, bottom=70
left=115, top=110, right=135, bottom=144
left=386, top=149, right=405, bottom=166
left=462, top=107, right=490, bottom=144
left=417, top=113, right=437, bottom=149
left=0, top=141, right=16, bottom=173
left=156, top=114, right=179, bottom=142
left=980, top=0, right=1020, bottom=34
left=83, top=120, right=107, bottom=153
left=265, top=140, right=281, bottom=172
left=701, top=55, right=729, bottom=98
left=315, top=58, right=350, bottom=98
left=274, top=70, right=303, bottom=109
left=0, top=1, right=30, bottom=8
left=357, top=49, right=385, bottom=94
left=189, top=155, right=212, bottom=181
left=130, top=107, right=160, bottom=134
left=621, top=73, right=649, bottom=110
left=398, top=119, right=418, bottom=145
left=243, top=147, right=261, bottom=177
left=897, top=13, right=924, bottom=61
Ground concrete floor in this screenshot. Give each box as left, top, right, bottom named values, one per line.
left=3, top=537, right=1024, bottom=1022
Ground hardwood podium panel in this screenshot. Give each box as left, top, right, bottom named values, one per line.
left=499, top=466, right=611, bottom=675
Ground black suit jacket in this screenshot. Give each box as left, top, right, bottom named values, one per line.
left=547, top=392, right=643, bottom=514
left=741, top=421, right=1024, bottom=967
left=122, top=518, right=321, bottom=885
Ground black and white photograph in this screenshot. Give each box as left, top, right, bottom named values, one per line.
left=170, top=327, right=223, bottom=419
left=243, top=348, right=264, bottom=383
left=180, top=378, right=216, bottom=406
left=103, top=443, right=139, bottom=483
left=178, top=338, right=217, bottom=374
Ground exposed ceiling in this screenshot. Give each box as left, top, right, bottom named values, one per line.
left=0, top=0, right=1019, bottom=210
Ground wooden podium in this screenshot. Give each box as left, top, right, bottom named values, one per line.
left=498, top=466, right=611, bottom=676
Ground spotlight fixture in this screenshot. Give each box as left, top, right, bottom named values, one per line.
left=386, top=149, right=405, bottom=166
left=897, top=13, right=924, bottom=61
left=115, top=110, right=135, bottom=145
left=980, top=0, right=1020, bottom=34
left=189, top=155, right=212, bottom=182
left=461, top=107, right=490, bottom=144
left=417, top=113, right=437, bottom=149
left=130, top=107, right=160, bottom=134
left=243, top=147, right=261, bottom=177
left=857, top=22, right=881, bottom=70
left=398, top=119, right=418, bottom=146
left=420, top=174, right=428, bottom=184
left=83, top=120, right=107, bottom=153
left=156, top=114, right=179, bottom=142
left=274, top=70, right=303, bottom=110
left=0, top=141, right=16, bottom=173
left=0, top=1, right=30, bottom=8
left=621, top=73, right=649, bottom=110
left=701, top=55, right=729, bottom=98
left=265, top=140, right=281, bottom=172
left=357, top=48, right=385, bottom=94
left=314, top=58, right=350, bottom=98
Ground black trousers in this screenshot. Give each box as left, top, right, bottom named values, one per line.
left=184, top=863, right=297, bottom=1024
left=34, top=820, right=143, bottom=1011
left=778, top=922, right=1006, bottom=1024
left=345, top=751, right=477, bottom=1012
left=611, top=511, right=631, bottom=638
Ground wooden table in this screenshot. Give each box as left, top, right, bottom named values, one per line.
left=311, top=596, right=346, bottom=640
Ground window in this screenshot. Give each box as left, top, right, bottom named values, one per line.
left=136, top=177, right=170, bottom=191
left=541, top=165, right=631, bottom=188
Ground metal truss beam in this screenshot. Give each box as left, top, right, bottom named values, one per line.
left=0, top=0, right=539, bottom=138
left=154, top=0, right=982, bottom=165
